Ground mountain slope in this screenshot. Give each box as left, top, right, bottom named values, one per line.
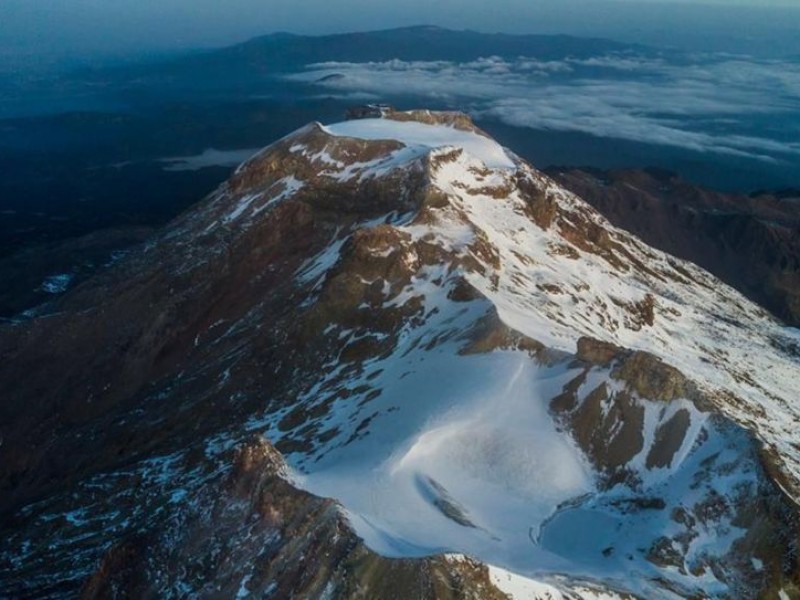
left=1, top=110, right=798, bottom=599
left=547, top=167, right=800, bottom=326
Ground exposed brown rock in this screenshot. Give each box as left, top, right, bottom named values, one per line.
left=576, top=336, right=623, bottom=367
left=557, top=216, right=627, bottom=272
left=447, top=276, right=483, bottom=303
left=80, top=438, right=510, bottom=600
left=610, top=293, right=657, bottom=330
left=0, top=120, right=441, bottom=516
left=385, top=108, right=483, bottom=134
left=571, top=386, right=646, bottom=471
left=516, top=172, right=557, bottom=230
left=647, top=537, right=686, bottom=571
left=345, top=104, right=488, bottom=137
left=646, top=409, right=691, bottom=469
left=459, top=312, right=546, bottom=359
left=612, top=351, right=693, bottom=402
left=550, top=369, right=588, bottom=415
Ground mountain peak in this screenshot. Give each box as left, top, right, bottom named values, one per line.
left=220, top=111, right=518, bottom=223
left=2, top=108, right=799, bottom=599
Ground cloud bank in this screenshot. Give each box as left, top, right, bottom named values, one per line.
left=290, top=53, right=800, bottom=163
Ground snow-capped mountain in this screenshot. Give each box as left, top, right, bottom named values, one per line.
left=1, top=108, right=798, bottom=599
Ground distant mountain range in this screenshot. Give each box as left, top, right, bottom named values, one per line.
left=112, top=25, right=642, bottom=77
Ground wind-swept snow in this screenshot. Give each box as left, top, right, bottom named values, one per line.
left=323, top=118, right=516, bottom=169
left=293, top=353, right=593, bottom=567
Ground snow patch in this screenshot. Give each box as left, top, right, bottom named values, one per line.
left=323, top=119, right=516, bottom=169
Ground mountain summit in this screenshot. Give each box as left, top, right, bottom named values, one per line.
left=2, top=109, right=799, bottom=599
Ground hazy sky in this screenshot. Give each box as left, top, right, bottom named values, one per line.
left=2, top=0, right=800, bottom=63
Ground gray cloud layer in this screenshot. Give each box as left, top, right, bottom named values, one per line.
left=291, top=53, right=800, bottom=162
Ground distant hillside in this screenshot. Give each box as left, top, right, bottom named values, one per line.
left=92, top=25, right=643, bottom=83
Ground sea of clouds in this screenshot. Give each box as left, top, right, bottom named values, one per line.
left=290, top=52, right=800, bottom=164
